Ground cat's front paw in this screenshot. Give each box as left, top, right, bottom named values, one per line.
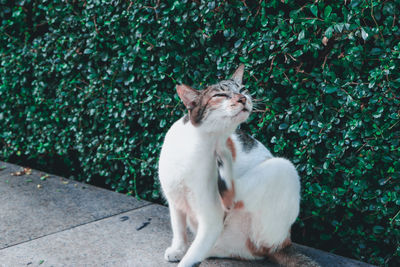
left=164, top=246, right=186, bottom=262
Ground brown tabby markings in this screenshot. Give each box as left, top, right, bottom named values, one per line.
left=189, top=93, right=211, bottom=126
left=207, top=94, right=225, bottom=107
left=189, top=86, right=224, bottom=126
left=226, top=137, right=236, bottom=161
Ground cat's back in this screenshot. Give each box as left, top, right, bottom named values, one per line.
left=230, top=129, right=273, bottom=177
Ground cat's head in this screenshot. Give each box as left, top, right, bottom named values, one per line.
left=176, top=65, right=252, bottom=134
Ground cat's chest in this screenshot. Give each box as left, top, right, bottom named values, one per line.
left=164, top=120, right=213, bottom=157
left=159, top=120, right=219, bottom=186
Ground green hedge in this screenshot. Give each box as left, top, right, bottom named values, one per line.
left=1, top=0, right=399, bottom=265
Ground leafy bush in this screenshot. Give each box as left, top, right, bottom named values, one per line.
left=1, top=0, right=399, bottom=265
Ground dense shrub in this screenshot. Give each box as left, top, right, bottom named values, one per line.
left=1, top=0, right=399, bottom=265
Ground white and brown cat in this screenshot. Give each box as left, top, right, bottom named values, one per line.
left=158, top=65, right=319, bottom=267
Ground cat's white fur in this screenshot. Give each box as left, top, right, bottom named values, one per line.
left=158, top=66, right=301, bottom=267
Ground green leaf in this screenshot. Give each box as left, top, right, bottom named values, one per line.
left=324, top=6, right=332, bottom=18
left=324, top=85, right=338, bottom=94
left=84, top=49, right=93, bottom=54
left=234, top=39, right=242, bottom=48
left=298, top=30, right=305, bottom=40
left=310, top=5, right=318, bottom=17
left=324, top=26, right=334, bottom=38
left=279, top=123, right=288, bottom=130
left=334, top=23, right=344, bottom=33
left=361, top=28, right=368, bottom=40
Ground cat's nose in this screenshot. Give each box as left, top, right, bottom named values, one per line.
left=237, top=95, right=246, bottom=104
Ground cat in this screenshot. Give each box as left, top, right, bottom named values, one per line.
left=158, top=65, right=319, bottom=267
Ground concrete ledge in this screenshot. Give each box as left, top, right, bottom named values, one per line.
left=0, top=161, right=375, bottom=267
left=0, top=161, right=148, bottom=250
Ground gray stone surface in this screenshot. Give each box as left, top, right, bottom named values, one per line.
left=0, top=161, right=149, bottom=249
left=294, top=244, right=374, bottom=267
left=0, top=161, right=375, bottom=267
left=0, top=205, right=172, bottom=267
left=0, top=204, right=274, bottom=267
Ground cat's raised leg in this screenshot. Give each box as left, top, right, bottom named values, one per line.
left=164, top=203, right=188, bottom=262
left=178, top=207, right=224, bottom=267
left=238, top=157, right=300, bottom=251
left=216, top=142, right=235, bottom=211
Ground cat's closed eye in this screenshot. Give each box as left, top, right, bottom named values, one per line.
left=213, top=93, right=229, bottom=98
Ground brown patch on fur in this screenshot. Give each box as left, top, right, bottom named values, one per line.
left=226, top=137, right=236, bottom=161
left=246, top=238, right=271, bottom=257
left=188, top=86, right=221, bottom=126
left=220, top=180, right=235, bottom=210
left=189, top=95, right=210, bottom=125
left=246, top=237, right=295, bottom=260
left=234, top=200, right=244, bottom=209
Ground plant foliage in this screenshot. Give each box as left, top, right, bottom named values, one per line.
left=1, top=0, right=399, bottom=265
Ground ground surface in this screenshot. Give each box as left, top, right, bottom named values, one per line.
left=0, top=161, right=375, bottom=267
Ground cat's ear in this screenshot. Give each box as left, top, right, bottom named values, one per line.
left=231, top=64, right=245, bottom=84
left=176, top=84, right=200, bottom=110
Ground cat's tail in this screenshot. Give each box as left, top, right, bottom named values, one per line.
left=269, top=245, right=320, bottom=267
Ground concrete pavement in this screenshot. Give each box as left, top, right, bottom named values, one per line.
left=0, top=161, right=374, bottom=267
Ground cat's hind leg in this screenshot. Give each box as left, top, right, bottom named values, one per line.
left=237, top=157, right=301, bottom=251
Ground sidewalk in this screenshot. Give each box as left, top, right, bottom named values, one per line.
left=0, top=161, right=374, bottom=267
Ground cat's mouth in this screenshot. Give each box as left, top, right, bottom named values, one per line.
left=234, top=107, right=250, bottom=117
